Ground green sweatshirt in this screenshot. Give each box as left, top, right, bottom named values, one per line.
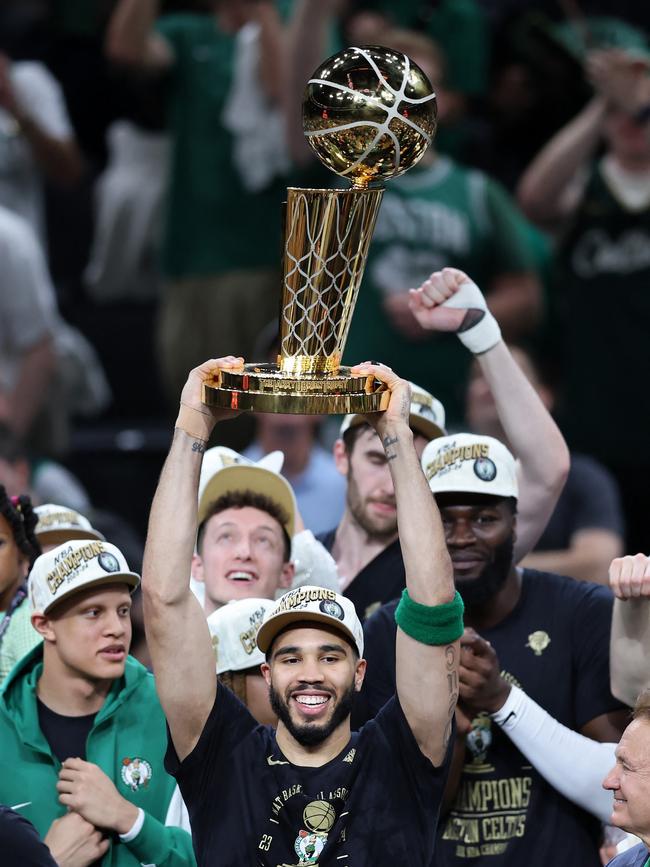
left=0, top=646, right=196, bottom=867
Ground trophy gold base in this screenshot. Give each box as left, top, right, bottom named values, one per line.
left=202, top=363, right=389, bottom=415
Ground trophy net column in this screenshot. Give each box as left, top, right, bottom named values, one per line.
left=279, top=187, right=384, bottom=377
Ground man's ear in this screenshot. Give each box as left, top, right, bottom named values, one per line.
left=261, top=662, right=271, bottom=687
left=354, top=658, right=367, bottom=692
left=333, top=438, right=350, bottom=477
left=191, top=552, right=205, bottom=583
left=32, top=612, right=55, bottom=643
left=279, top=561, right=295, bottom=590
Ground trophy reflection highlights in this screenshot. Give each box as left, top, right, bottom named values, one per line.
left=203, top=45, right=436, bottom=414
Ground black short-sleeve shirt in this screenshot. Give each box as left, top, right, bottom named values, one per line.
left=359, top=569, right=627, bottom=867
left=318, top=529, right=406, bottom=622
left=166, top=682, right=451, bottom=866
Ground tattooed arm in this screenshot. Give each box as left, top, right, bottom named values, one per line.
left=142, top=358, right=242, bottom=761
left=354, top=363, right=458, bottom=766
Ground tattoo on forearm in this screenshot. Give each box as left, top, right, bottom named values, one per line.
left=191, top=441, right=205, bottom=454
left=382, top=435, right=399, bottom=461
left=443, top=644, right=459, bottom=749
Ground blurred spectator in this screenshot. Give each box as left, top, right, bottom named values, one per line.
left=106, top=0, right=290, bottom=444
left=0, top=487, right=40, bottom=685
left=0, top=206, right=110, bottom=457
left=517, top=44, right=650, bottom=553
left=341, top=29, right=542, bottom=424
left=0, top=423, right=90, bottom=513
left=243, top=413, right=346, bottom=536
left=0, top=425, right=144, bottom=576
left=466, top=345, right=625, bottom=584
left=0, top=52, right=82, bottom=249
left=84, top=120, right=170, bottom=303
left=344, top=0, right=489, bottom=159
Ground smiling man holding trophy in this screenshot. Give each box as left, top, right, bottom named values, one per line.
left=141, top=46, right=466, bottom=867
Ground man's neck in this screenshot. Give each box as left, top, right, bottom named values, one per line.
left=462, top=567, right=522, bottom=632
left=332, top=510, right=397, bottom=591
left=275, top=719, right=351, bottom=768
left=37, top=653, right=115, bottom=716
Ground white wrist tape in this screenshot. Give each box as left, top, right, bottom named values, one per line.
left=119, top=808, right=145, bottom=842
left=490, top=685, right=615, bottom=823
left=441, top=279, right=501, bottom=355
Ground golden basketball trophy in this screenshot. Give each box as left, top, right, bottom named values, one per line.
left=203, top=45, right=437, bottom=414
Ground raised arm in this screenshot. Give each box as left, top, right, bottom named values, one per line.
left=142, top=357, right=242, bottom=761
left=609, top=553, right=650, bottom=706
left=106, top=0, right=173, bottom=70
left=352, top=363, right=459, bottom=766
left=409, top=267, right=570, bottom=560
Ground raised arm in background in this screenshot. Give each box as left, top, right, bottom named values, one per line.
left=409, top=267, right=570, bottom=561
left=106, top=0, right=174, bottom=70
left=609, top=553, right=650, bottom=707
left=352, top=362, right=459, bottom=766
left=142, top=357, right=242, bottom=762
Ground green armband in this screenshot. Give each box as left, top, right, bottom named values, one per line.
left=394, top=589, right=464, bottom=645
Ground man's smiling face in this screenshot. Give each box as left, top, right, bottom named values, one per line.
left=193, top=506, right=293, bottom=612
left=262, top=624, right=366, bottom=748
left=603, top=718, right=650, bottom=841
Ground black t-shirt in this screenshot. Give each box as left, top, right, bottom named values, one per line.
left=359, top=569, right=626, bottom=867
left=0, top=806, right=58, bottom=867
left=166, top=681, right=451, bottom=867
left=535, top=453, right=624, bottom=551
left=318, top=529, right=406, bottom=622
left=37, top=700, right=96, bottom=763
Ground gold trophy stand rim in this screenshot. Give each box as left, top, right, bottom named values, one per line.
left=202, top=363, right=389, bottom=415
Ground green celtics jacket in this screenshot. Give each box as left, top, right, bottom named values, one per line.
left=0, top=646, right=196, bottom=867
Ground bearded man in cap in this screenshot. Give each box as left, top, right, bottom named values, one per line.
left=357, top=267, right=628, bottom=867
left=0, top=539, right=195, bottom=866
left=142, top=356, right=463, bottom=866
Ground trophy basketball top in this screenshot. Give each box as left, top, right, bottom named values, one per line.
left=303, top=45, right=437, bottom=189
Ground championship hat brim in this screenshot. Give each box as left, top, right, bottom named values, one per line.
left=41, top=570, right=141, bottom=614
left=197, top=465, right=296, bottom=537
left=36, top=526, right=105, bottom=546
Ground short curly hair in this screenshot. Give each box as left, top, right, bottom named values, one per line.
left=0, top=485, right=41, bottom=571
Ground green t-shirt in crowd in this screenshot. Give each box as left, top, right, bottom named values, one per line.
left=155, top=14, right=287, bottom=279
left=344, top=157, right=537, bottom=424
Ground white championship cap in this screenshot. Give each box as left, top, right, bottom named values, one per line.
left=29, top=539, right=140, bottom=615
left=422, top=433, right=518, bottom=499
left=198, top=446, right=296, bottom=537
left=207, top=597, right=272, bottom=674
left=257, top=585, right=364, bottom=657
left=339, top=381, right=446, bottom=442
left=35, top=503, right=104, bottom=547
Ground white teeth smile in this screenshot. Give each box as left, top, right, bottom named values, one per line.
left=228, top=572, right=255, bottom=582
left=296, top=695, right=329, bottom=706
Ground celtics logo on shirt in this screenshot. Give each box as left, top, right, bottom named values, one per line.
left=465, top=714, right=494, bottom=771
left=121, top=756, right=152, bottom=791
left=293, top=800, right=336, bottom=865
